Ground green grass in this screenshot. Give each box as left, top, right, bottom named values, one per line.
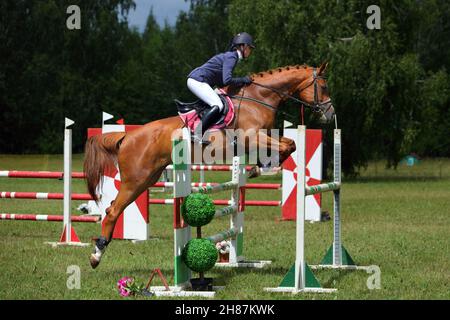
left=0, top=155, right=449, bottom=300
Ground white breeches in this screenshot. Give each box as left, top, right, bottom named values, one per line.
left=187, top=78, right=224, bottom=111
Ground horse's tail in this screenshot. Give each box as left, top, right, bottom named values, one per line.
left=83, top=132, right=126, bottom=202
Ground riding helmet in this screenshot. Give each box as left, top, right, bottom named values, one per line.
left=232, top=32, right=255, bottom=48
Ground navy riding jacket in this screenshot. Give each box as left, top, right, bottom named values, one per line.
left=188, top=51, right=246, bottom=87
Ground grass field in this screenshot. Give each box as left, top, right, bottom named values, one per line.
left=0, top=154, right=449, bottom=300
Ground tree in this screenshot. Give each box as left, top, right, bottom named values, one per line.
left=228, top=0, right=449, bottom=175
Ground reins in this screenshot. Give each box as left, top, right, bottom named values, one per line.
left=225, top=93, right=299, bottom=123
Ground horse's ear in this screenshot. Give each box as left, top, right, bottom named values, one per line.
left=318, top=62, right=329, bottom=75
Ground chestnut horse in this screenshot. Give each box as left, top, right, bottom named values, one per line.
left=84, top=63, right=334, bottom=268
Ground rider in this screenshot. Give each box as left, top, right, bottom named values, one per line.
left=187, top=32, right=255, bottom=144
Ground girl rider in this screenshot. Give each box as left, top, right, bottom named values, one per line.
left=187, top=32, right=255, bottom=144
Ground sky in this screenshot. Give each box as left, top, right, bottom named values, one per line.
left=127, top=0, right=191, bottom=31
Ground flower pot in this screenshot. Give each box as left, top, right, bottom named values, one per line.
left=219, top=252, right=229, bottom=262
left=190, top=277, right=213, bottom=291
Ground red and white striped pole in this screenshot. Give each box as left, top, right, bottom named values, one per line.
left=0, top=192, right=92, bottom=200
left=0, top=171, right=85, bottom=179
left=0, top=214, right=99, bottom=223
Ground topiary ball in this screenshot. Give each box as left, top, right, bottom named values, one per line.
left=182, top=193, right=216, bottom=227
left=182, top=238, right=218, bottom=273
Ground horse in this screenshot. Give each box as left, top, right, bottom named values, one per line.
left=84, top=62, right=335, bottom=268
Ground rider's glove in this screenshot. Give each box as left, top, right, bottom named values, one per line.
left=241, top=76, right=253, bottom=86
left=228, top=76, right=253, bottom=87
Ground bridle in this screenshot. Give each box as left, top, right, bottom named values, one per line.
left=251, top=68, right=332, bottom=115
left=224, top=67, right=334, bottom=124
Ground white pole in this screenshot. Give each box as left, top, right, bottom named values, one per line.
left=229, top=156, right=240, bottom=264
left=45, top=118, right=90, bottom=247
left=63, top=118, right=74, bottom=243
left=333, top=129, right=342, bottom=266
left=295, top=125, right=307, bottom=291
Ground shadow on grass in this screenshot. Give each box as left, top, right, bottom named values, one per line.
left=91, top=253, right=368, bottom=293
left=93, top=265, right=360, bottom=298
left=113, top=264, right=290, bottom=289
left=318, top=269, right=359, bottom=288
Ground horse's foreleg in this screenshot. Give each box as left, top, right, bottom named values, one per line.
left=247, top=135, right=295, bottom=178
left=278, top=136, right=296, bottom=165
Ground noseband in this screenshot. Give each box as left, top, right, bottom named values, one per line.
left=309, top=68, right=332, bottom=114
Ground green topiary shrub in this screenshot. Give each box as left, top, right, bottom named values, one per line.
left=182, top=193, right=216, bottom=227
left=182, top=238, right=218, bottom=273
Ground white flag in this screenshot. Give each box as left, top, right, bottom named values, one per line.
left=102, top=112, right=114, bottom=125
left=283, top=120, right=293, bottom=128
left=65, top=118, right=74, bottom=128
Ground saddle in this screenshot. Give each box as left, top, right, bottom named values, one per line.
left=175, top=95, right=229, bottom=124
left=175, top=90, right=235, bottom=133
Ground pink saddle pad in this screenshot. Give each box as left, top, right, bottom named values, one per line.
left=178, top=89, right=235, bottom=133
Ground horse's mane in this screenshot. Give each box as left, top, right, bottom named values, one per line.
left=251, top=64, right=310, bottom=79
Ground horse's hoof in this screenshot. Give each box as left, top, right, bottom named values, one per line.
left=321, top=211, right=331, bottom=222
left=260, top=166, right=282, bottom=176
left=247, top=166, right=260, bottom=179
left=89, top=254, right=100, bottom=269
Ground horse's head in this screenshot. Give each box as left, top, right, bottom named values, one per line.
left=297, top=62, right=335, bottom=124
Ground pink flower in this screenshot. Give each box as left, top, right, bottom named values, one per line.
left=117, top=276, right=143, bottom=297
left=117, top=277, right=134, bottom=296
left=120, top=288, right=130, bottom=297
left=216, top=240, right=230, bottom=254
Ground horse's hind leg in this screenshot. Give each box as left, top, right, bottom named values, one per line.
left=89, top=165, right=165, bottom=269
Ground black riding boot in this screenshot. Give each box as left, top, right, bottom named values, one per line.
left=192, top=105, right=221, bottom=145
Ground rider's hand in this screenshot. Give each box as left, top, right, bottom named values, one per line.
left=242, top=76, right=253, bottom=86
left=229, top=76, right=253, bottom=87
